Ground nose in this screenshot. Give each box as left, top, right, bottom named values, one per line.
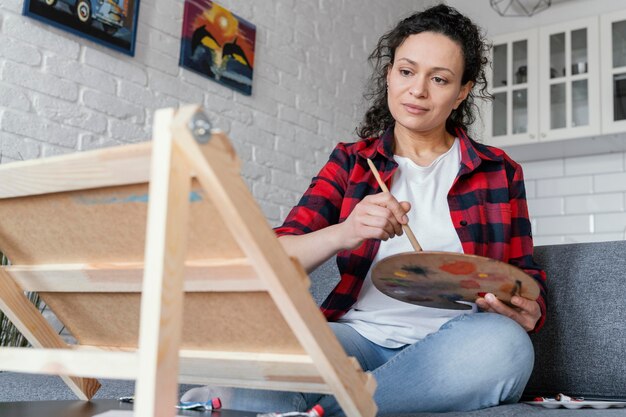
left=409, top=76, right=427, bottom=98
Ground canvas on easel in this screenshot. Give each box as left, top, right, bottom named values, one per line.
left=0, top=105, right=376, bottom=417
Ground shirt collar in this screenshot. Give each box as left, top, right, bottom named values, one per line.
left=358, top=125, right=395, bottom=161
left=455, top=127, right=502, bottom=175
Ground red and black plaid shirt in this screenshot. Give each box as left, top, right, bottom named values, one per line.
left=275, top=127, right=547, bottom=332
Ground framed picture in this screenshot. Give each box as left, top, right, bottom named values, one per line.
left=23, top=0, right=140, bottom=56
left=180, top=0, right=256, bottom=96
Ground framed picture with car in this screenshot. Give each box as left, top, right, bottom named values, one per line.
left=23, top=0, right=140, bottom=56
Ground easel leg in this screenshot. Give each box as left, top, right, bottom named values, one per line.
left=134, top=108, right=191, bottom=417
left=0, top=268, right=101, bottom=399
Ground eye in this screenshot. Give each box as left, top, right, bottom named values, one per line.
left=399, top=69, right=413, bottom=77
left=433, top=76, right=447, bottom=84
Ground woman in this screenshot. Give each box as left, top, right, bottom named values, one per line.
left=186, top=4, right=547, bottom=415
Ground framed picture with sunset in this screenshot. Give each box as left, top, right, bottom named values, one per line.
left=179, top=0, right=256, bottom=95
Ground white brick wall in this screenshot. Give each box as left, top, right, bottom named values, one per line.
left=523, top=152, right=626, bottom=245
left=0, top=0, right=423, bottom=224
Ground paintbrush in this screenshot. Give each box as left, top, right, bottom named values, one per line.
left=366, top=158, right=422, bottom=252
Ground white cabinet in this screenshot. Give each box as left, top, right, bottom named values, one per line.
left=601, top=9, right=626, bottom=134
left=485, top=30, right=538, bottom=146
left=539, top=17, right=600, bottom=141
left=485, top=17, right=602, bottom=147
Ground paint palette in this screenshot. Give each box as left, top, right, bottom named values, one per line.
left=524, top=400, right=626, bottom=409
left=372, top=251, right=540, bottom=310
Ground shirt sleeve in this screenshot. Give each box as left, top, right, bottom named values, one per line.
left=274, top=143, right=350, bottom=237
left=507, top=161, right=548, bottom=333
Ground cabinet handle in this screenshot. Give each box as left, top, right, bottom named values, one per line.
left=529, top=134, right=536, bottom=139
left=541, top=133, right=547, bottom=138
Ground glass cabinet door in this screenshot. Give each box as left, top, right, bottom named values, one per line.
left=540, top=17, right=600, bottom=141
left=487, top=31, right=538, bottom=146
left=601, top=10, right=626, bottom=134
left=571, top=29, right=589, bottom=128
left=548, top=32, right=567, bottom=129
left=492, top=43, right=508, bottom=136
left=512, top=40, right=529, bottom=135
left=611, top=20, right=626, bottom=121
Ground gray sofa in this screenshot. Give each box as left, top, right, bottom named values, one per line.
left=1, top=241, right=625, bottom=416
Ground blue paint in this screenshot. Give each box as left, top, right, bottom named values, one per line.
left=189, top=191, right=203, bottom=203
left=75, top=191, right=204, bottom=205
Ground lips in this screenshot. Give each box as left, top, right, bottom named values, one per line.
left=402, top=103, right=429, bottom=114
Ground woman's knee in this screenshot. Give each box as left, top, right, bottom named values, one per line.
left=439, top=313, right=534, bottom=380
left=435, top=313, right=535, bottom=407
left=475, top=313, right=534, bottom=368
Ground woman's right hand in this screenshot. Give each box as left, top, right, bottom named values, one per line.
left=339, top=192, right=411, bottom=250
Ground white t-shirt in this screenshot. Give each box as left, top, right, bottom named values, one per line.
left=339, top=138, right=477, bottom=348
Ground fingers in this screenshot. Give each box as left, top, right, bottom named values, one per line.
left=358, top=193, right=410, bottom=237
left=358, top=216, right=396, bottom=240
left=475, top=297, right=495, bottom=313
left=342, top=193, right=412, bottom=249
left=510, top=295, right=540, bottom=316
left=399, top=201, right=412, bottom=221
left=359, top=204, right=403, bottom=237
left=360, top=225, right=393, bottom=241
left=367, top=193, right=410, bottom=226
left=476, top=293, right=540, bottom=332
left=365, top=193, right=409, bottom=224
left=480, top=293, right=518, bottom=319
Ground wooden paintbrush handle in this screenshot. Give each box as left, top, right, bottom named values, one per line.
left=366, top=158, right=422, bottom=252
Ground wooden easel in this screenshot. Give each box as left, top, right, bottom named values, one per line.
left=0, top=106, right=376, bottom=417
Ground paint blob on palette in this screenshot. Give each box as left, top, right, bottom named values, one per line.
left=372, top=251, right=540, bottom=310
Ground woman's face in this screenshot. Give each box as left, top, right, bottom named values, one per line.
left=386, top=31, right=472, bottom=135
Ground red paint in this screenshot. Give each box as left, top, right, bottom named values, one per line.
left=439, top=261, right=477, bottom=275
left=460, top=279, right=480, bottom=289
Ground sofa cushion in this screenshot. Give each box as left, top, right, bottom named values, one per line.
left=309, top=260, right=340, bottom=305
left=524, top=240, right=626, bottom=401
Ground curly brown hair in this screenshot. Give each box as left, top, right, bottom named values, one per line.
left=356, top=4, right=492, bottom=139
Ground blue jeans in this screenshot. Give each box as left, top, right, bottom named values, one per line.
left=199, top=313, right=534, bottom=415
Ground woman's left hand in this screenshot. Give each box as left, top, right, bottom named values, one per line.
left=475, top=293, right=541, bottom=332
